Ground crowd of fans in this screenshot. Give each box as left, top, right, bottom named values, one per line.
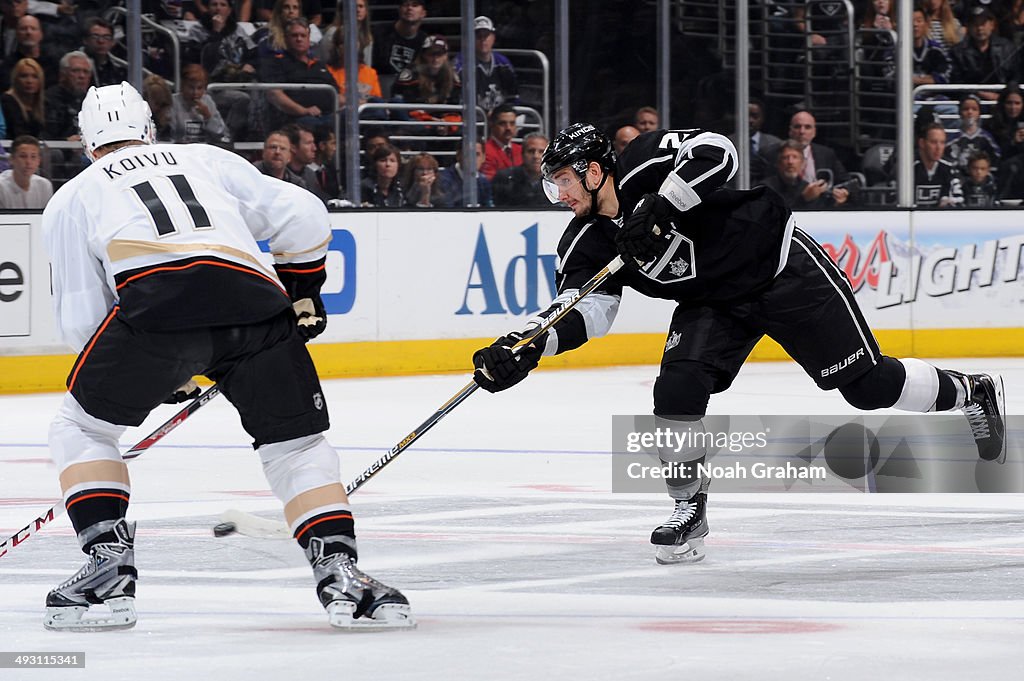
left=3, top=0, right=1024, bottom=209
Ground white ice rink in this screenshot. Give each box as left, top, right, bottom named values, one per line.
left=1, top=359, right=1023, bottom=681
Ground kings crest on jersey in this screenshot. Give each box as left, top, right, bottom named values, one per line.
left=555, top=128, right=796, bottom=305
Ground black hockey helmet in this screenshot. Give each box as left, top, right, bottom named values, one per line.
left=541, top=123, right=616, bottom=180
left=541, top=123, right=616, bottom=207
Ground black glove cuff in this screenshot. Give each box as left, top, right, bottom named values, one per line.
left=275, top=256, right=327, bottom=302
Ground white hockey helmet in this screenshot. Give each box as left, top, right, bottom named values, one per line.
left=78, top=82, right=155, bottom=160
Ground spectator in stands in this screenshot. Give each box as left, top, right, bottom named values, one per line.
left=0, top=0, right=27, bottom=59
left=0, top=15, right=58, bottom=91
left=325, top=22, right=383, bottom=115
left=781, top=109, right=850, bottom=187
left=480, top=103, right=521, bottom=180
left=950, top=7, right=1018, bottom=99
left=44, top=50, right=91, bottom=142
left=281, top=122, right=329, bottom=203
left=321, top=0, right=373, bottom=66
left=962, top=150, right=999, bottom=206
left=393, top=35, right=460, bottom=106
left=402, top=151, right=441, bottom=207
left=2, top=57, right=45, bottom=138
left=945, top=93, right=1001, bottom=172
left=921, top=0, right=963, bottom=55
left=360, top=129, right=389, bottom=181
left=170, top=64, right=230, bottom=144
left=360, top=142, right=406, bottom=207
left=0, top=134, right=51, bottom=207
left=310, top=126, right=340, bottom=199
left=195, top=0, right=253, bottom=22
left=256, top=0, right=322, bottom=57
left=199, top=0, right=257, bottom=141
left=260, top=17, right=339, bottom=131
left=733, top=97, right=781, bottom=184
left=913, top=5, right=952, bottom=90
left=987, top=81, right=1024, bottom=161
left=634, top=106, right=659, bottom=133
left=453, top=15, right=518, bottom=114
left=862, top=0, right=895, bottom=31
left=915, top=121, right=963, bottom=206
left=762, top=140, right=850, bottom=209
left=372, top=0, right=427, bottom=91
left=254, top=129, right=309, bottom=187
left=613, top=124, right=640, bottom=156
left=142, top=74, right=174, bottom=141
left=493, top=131, right=548, bottom=207
left=438, top=140, right=493, bottom=207
left=255, top=0, right=319, bottom=26
left=80, top=18, right=126, bottom=87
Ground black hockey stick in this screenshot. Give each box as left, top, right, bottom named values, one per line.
left=0, top=385, right=222, bottom=559
left=218, top=255, right=628, bottom=538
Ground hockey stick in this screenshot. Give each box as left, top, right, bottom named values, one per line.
left=218, top=255, right=628, bottom=538
left=0, top=385, right=222, bottom=559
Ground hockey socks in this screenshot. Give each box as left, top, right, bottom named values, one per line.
left=63, top=482, right=130, bottom=552
left=292, top=506, right=358, bottom=561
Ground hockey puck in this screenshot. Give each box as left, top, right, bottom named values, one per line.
left=213, top=521, right=238, bottom=537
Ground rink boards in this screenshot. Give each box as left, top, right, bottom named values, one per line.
left=1, top=209, right=1022, bottom=392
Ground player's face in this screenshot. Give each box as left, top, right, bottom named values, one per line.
left=545, top=166, right=590, bottom=215
left=968, top=160, right=990, bottom=184
left=11, top=143, right=40, bottom=176
left=491, top=112, right=517, bottom=144
left=1005, top=93, right=1023, bottom=119
left=789, top=113, right=816, bottom=144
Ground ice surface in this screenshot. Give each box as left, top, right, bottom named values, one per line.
left=1, top=359, right=1023, bottom=680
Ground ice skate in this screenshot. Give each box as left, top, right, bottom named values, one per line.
left=44, top=519, right=137, bottom=631
left=651, top=492, right=708, bottom=565
left=950, top=371, right=1006, bottom=463
left=306, top=537, right=415, bottom=631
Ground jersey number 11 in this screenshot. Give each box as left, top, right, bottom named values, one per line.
left=131, top=175, right=212, bottom=237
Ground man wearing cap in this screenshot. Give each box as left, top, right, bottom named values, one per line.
left=454, top=15, right=519, bottom=113
left=372, top=0, right=428, bottom=92
left=950, top=7, right=1018, bottom=97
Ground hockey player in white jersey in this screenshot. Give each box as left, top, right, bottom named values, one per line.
left=40, top=83, right=413, bottom=631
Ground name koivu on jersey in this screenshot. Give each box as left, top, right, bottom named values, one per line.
left=102, top=151, right=179, bottom=179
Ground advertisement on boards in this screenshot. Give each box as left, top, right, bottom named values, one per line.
left=0, top=223, right=31, bottom=337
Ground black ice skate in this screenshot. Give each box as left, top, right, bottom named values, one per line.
left=651, top=492, right=709, bottom=565
left=950, top=371, right=1006, bottom=463
left=306, top=537, right=415, bottom=631
left=44, top=519, right=137, bottom=631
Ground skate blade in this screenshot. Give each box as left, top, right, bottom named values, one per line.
left=655, top=538, right=706, bottom=565
left=994, top=375, right=1006, bottom=465
left=326, top=601, right=416, bottom=631
left=44, top=597, right=137, bottom=632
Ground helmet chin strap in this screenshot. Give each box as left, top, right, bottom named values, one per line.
left=582, top=167, right=610, bottom=217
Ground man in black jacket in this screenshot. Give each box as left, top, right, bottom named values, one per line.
left=950, top=8, right=1019, bottom=92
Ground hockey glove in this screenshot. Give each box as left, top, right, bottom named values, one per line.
left=164, top=379, right=201, bottom=404
left=616, top=193, right=677, bottom=267
left=292, top=296, right=327, bottom=340
left=472, top=331, right=548, bottom=393
left=275, top=258, right=328, bottom=341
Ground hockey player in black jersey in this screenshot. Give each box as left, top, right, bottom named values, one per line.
left=471, top=123, right=1006, bottom=565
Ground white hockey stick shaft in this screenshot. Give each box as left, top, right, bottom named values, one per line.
left=222, top=256, right=627, bottom=538
left=0, top=386, right=222, bottom=559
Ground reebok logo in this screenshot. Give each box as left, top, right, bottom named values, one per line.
left=821, top=348, right=866, bottom=378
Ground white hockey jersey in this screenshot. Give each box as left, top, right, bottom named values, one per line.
left=42, top=143, right=331, bottom=352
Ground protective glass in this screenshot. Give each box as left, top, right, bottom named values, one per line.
left=542, top=173, right=583, bottom=204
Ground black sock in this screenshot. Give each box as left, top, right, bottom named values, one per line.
left=935, top=370, right=962, bottom=411
left=294, top=509, right=357, bottom=561
left=65, top=488, right=130, bottom=553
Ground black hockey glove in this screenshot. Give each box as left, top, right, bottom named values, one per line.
left=164, top=379, right=201, bottom=404
left=472, top=330, right=548, bottom=393
left=616, top=193, right=677, bottom=267
left=293, top=296, right=327, bottom=340
left=275, top=258, right=328, bottom=341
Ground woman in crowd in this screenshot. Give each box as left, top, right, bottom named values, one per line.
left=402, top=152, right=442, bottom=207
left=256, top=0, right=322, bottom=56
left=360, top=143, right=406, bottom=207
left=142, top=75, right=175, bottom=142
left=170, top=64, right=230, bottom=144
left=986, top=82, right=1024, bottom=160
left=321, top=0, right=373, bottom=65
left=1, top=59, right=46, bottom=139
left=921, top=0, right=963, bottom=55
